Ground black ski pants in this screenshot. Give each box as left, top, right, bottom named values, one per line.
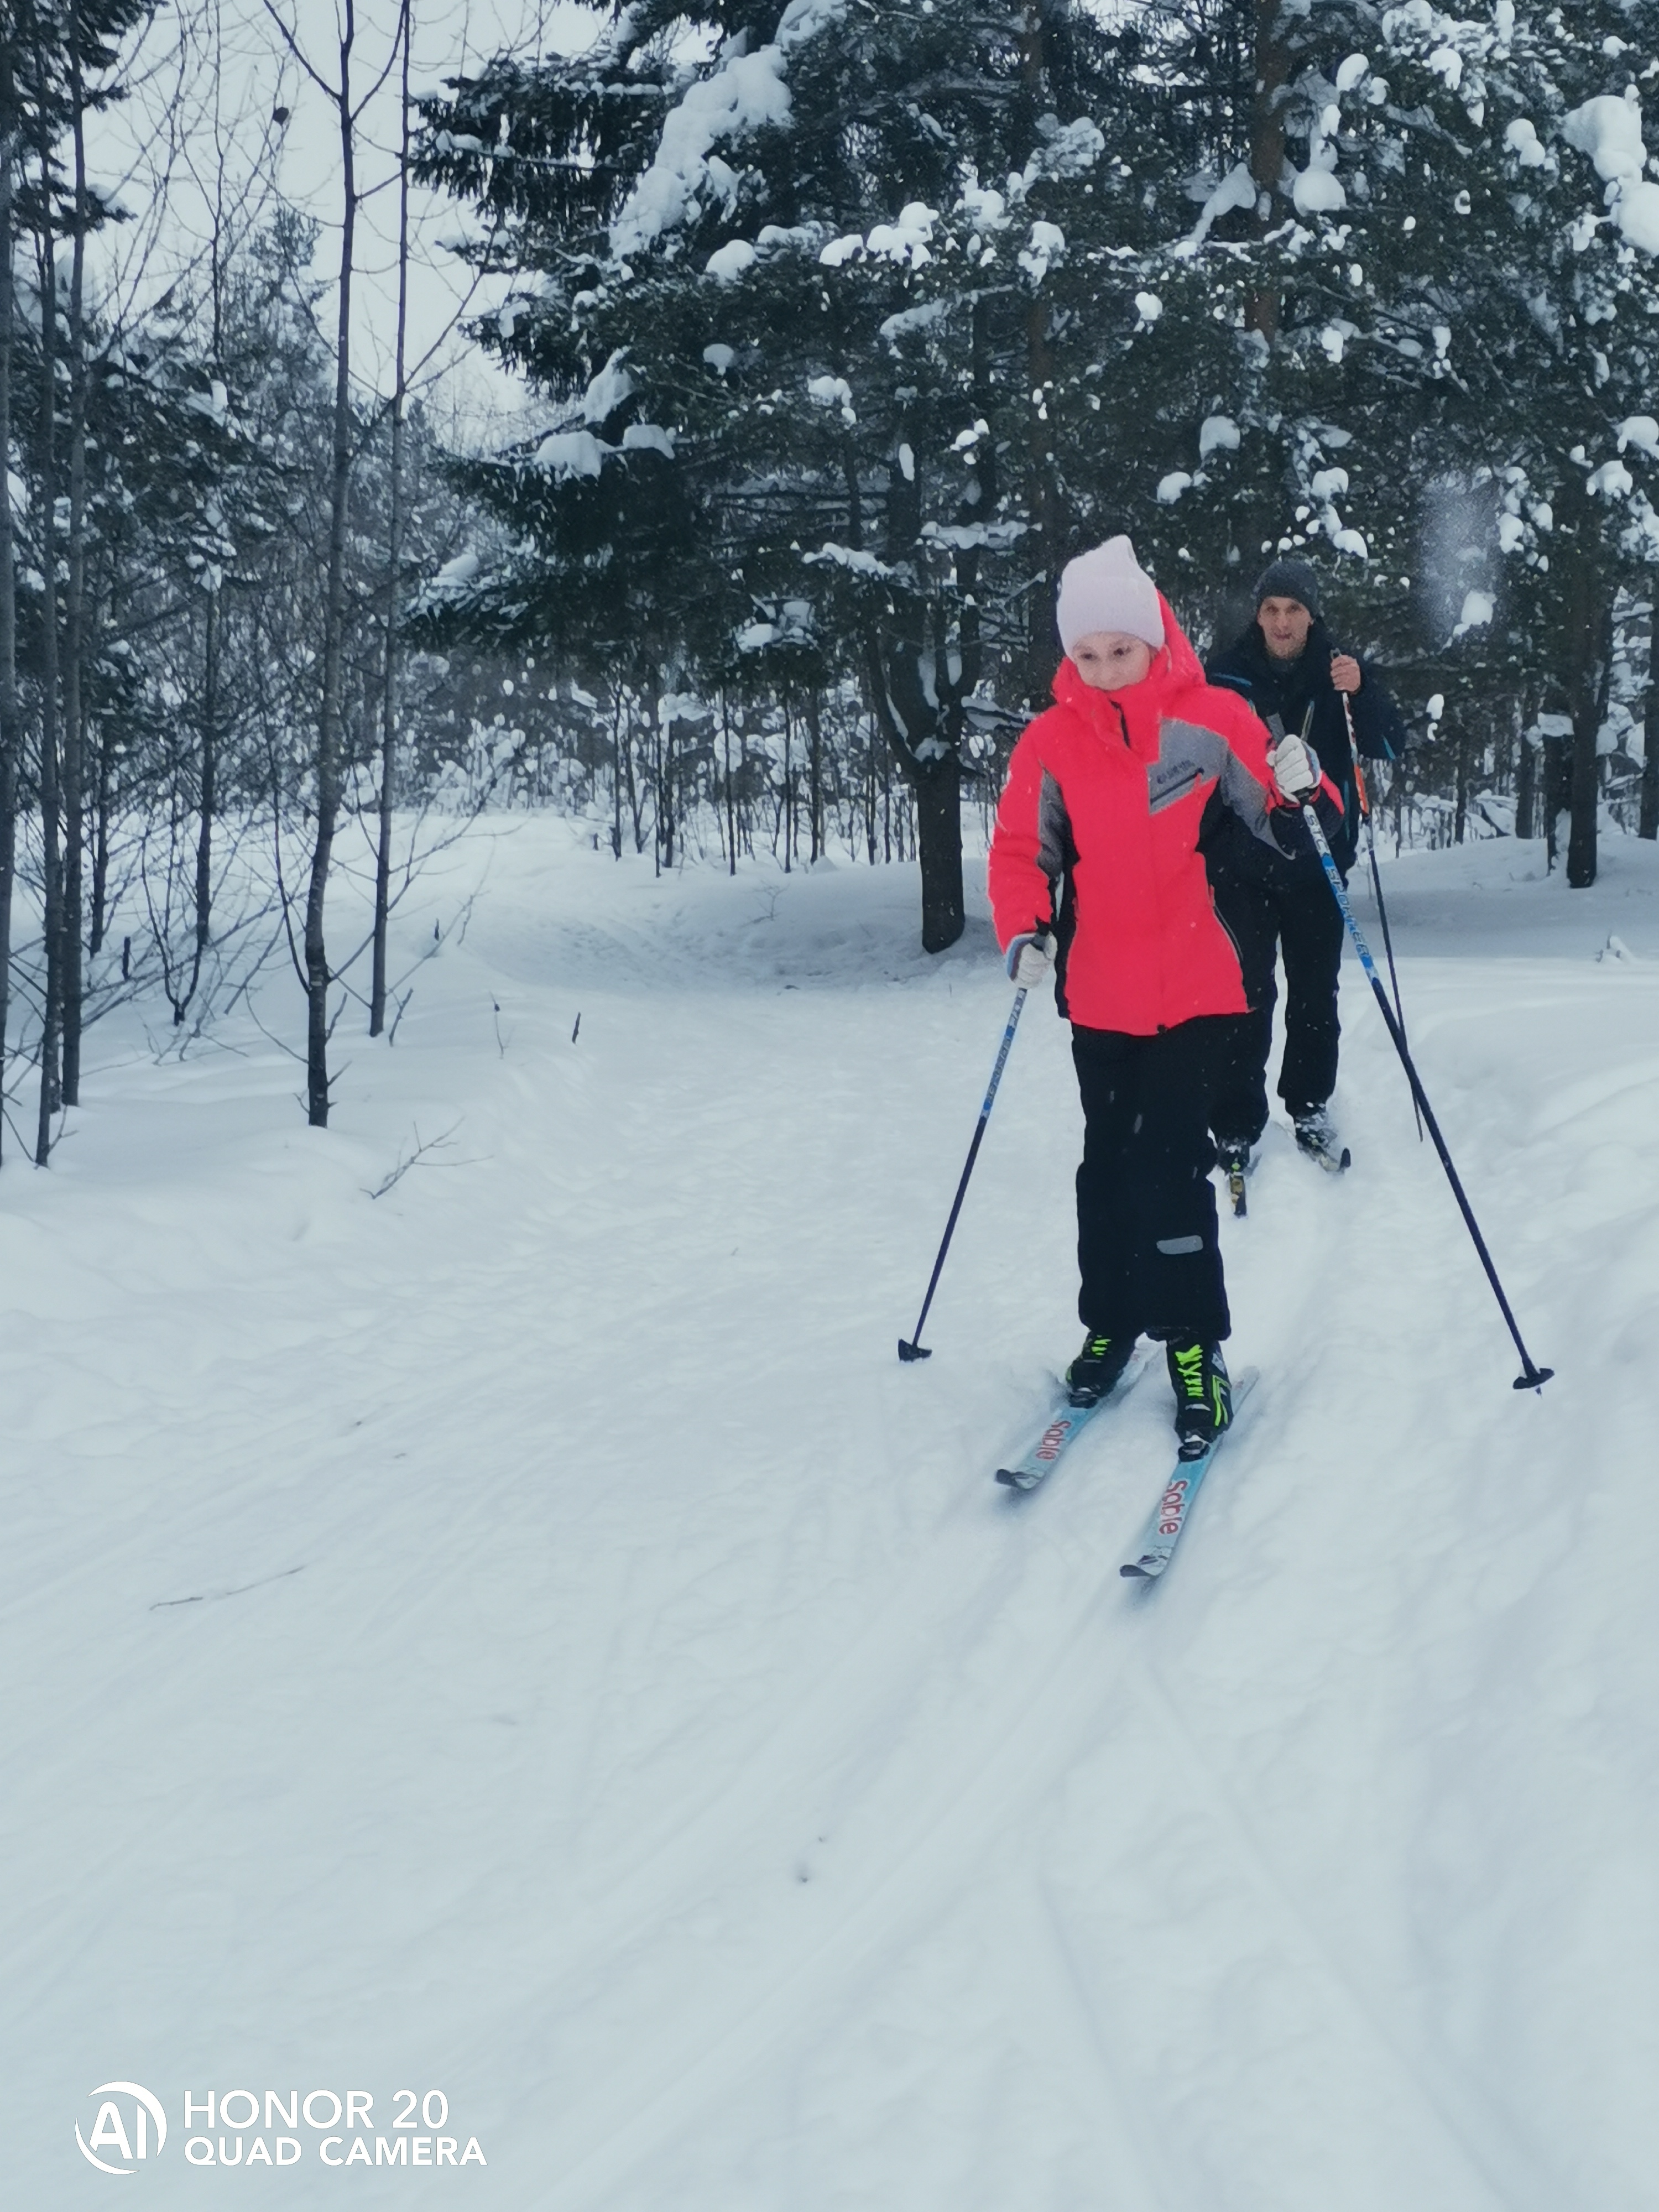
left=1210, top=865, right=1345, bottom=1143
left=1071, top=1017, right=1230, bottom=1345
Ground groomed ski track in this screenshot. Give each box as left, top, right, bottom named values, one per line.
left=6, top=824, right=1658, bottom=2209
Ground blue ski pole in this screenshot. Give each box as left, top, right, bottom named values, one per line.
left=1298, top=795, right=1552, bottom=1392
left=899, top=983, right=1030, bottom=1363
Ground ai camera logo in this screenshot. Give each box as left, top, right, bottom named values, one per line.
left=76, top=2083, right=168, bottom=2176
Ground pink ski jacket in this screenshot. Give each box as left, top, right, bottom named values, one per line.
left=988, top=597, right=1340, bottom=1036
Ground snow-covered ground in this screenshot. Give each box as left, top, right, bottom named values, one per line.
left=7, top=821, right=1659, bottom=2209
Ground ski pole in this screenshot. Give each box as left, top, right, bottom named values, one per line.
left=1340, top=688, right=1421, bottom=1140
left=1298, top=796, right=1552, bottom=1392
left=899, top=984, right=1029, bottom=1362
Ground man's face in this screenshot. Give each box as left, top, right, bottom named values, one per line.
left=1258, top=596, right=1313, bottom=660
left=1071, top=632, right=1156, bottom=691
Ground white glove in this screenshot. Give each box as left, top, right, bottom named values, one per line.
left=1005, top=930, right=1055, bottom=986
left=1269, top=733, right=1319, bottom=800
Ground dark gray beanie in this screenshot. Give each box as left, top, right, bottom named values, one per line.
left=1253, top=558, right=1322, bottom=618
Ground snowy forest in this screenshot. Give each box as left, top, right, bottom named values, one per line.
left=5, top=0, right=1659, bottom=1160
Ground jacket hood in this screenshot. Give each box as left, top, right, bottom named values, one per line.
left=1052, top=592, right=1207, bottom=716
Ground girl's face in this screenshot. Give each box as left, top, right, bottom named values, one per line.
left=1071, top=632, right=1155, bottom=691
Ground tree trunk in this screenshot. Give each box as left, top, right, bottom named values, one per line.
left=865, top=711, right=877, bottom=863
left=176, top=589, right=219, bottom=1021
left=60, top=9, right=90, bottom=1105
left=622, top=690, right=644, bottom=852
left=33, top=90, right=62, bottom=1163
left=371, top=0, right=412, bottom=1039
left=806, top=687, right=823, bottom=862
left=610, top=685, right=623, bottom=857
left=1246, top=0, right=1290, bottom=340
left=1642, top=682, right=1659, bottom=840
left=1566, top=716, right=1600, bottom=887
left=1558, top=486, right=1611, bottom=889
left=781, top=698, right=792, bottom=872
left=306, top=6, right=358, bottom=1125
left=1453, top=711, right=1470, bottom=844
left=0, top=95, right=16, bottom=1165
left=914, top=754, right=965, bottom=952
left=1543, top=737, right=1573, bottom=871
left=1515, top=726, right=1537, bottom=841
left=721, top=691, right=737, bottom=875
left=1024, top=296, right=1063, bottom=708
left=662, top=706, right=675, bottom=869
left=646, top=681, right=666, bottom=873
left=91, top=695, right=114, bottom=954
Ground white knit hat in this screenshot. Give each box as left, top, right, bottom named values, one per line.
left=1056, top=536, right=1165, bottom=654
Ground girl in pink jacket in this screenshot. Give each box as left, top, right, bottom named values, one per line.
left=988, top=538, right=1338, bottom=1455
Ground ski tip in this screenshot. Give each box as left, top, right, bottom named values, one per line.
left=1120, top=1559, right=1159, bottom=1580
left=994, top=1467, right=1022, bottom=1489
left=898, top=1338, right=932, bottom=1363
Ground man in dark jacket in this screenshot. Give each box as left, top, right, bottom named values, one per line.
left=1203, top=559, right=1406, bottom=1190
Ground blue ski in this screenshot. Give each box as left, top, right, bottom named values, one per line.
left=995, top=1347, right=1153, bottom=1492
left=1119, top=1369, right=1260, bottom=1578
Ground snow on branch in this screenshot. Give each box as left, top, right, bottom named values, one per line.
left=1188, top=164, right=1256, bottom=246
left=1563, top=92, right=1659, bottom=256
left=805, top=542, right=895, bottom=579
left=609, top=0, right=848, bottom=259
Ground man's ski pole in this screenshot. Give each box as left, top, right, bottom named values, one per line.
left=1340, top=690, right=1421, bottom=1140
left=899, top=985, right=1029, bottom=1362
left=1300, top=797, right=1552, bottom=1392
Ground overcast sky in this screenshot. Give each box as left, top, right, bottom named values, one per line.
left=89, top=0, right=607, bottom=439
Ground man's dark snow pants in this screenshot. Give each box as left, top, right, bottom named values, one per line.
left=1071, top=1016, right=1231, bottom=1345
left=1209, top=864, right=1345, bottom=1142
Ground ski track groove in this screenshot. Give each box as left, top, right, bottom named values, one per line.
left=1132, top=1647, right=1558, bottom=2212
left=1030, top=1875, right=1173, bottom=2212
left=481, top=1484, right=1170, bottom=2206
left=11, top=838, right=1658, bottom=2205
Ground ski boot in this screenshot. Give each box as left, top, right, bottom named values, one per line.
left=1215, top=1135, right=1254, bottom=1217
left=1165, top=1338, right=1233, bottom=1462
left=1292, top=1104, right=1352, bottom=1175
left=1066, top=1331, right=1137, bottom=1408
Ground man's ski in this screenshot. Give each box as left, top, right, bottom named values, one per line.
left=1295, top=1126, right=1352, bottom=1175
left=1119, top=1369, right=1259, bottom=1578
left=995, top=1347, right=1152, bottom=1493
left=1217, top=1142, right=1253, bottom=1217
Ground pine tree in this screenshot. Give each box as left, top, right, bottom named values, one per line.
left=1167, top=0, right=1659, bottom=883
left=418, top=0, right=1164, bottom=950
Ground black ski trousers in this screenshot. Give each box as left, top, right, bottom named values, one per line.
left=1210, top=865, right=1345, bottom=1143
left=1071, top=1017, right=1230, bottom=1345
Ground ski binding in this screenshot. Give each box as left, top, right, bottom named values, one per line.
left=995, top=1346, right=1151, bottom=1493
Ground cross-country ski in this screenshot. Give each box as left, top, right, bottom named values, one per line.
left=1120, top=1370, right=1261, bottom=1580
left=994, top=1347, right=1152, bottom=1491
